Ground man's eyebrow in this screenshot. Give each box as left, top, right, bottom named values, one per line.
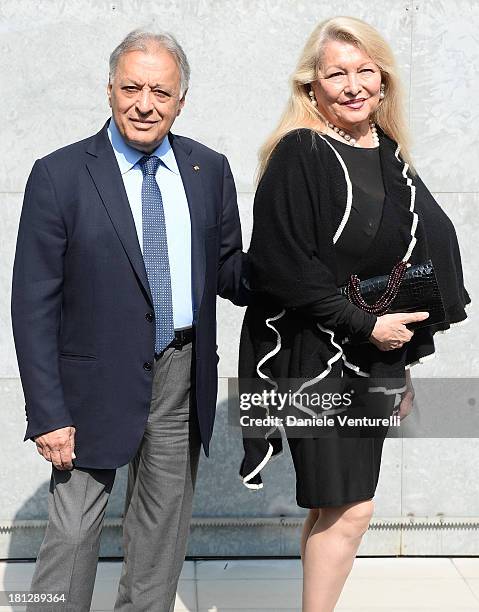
left=122, top=79, right=170, bottom=90
left=121, top=79, right=142, bottom=86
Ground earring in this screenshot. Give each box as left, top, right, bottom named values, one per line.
left=379, top=83, right=385, bottom=99
left=309, top=89, right=318, bottom=107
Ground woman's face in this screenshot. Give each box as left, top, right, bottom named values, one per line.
left=311, top=40, right=383, bottom=132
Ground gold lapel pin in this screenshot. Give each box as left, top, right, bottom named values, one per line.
left=193, top=164, right=200, bottom=171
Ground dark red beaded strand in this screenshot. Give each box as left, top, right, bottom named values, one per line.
left=345, top=260, right=409, bottom=315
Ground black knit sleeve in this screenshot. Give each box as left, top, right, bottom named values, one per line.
left=249, top=130, right=377, bottom=341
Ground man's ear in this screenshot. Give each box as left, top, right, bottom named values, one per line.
left=177, top=90, right=187, bottom=116
left=107, top=80, right=113, bottom=109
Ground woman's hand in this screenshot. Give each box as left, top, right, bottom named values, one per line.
left=398, top=370, right=416, bottom=421
left=394, top=369, right=415, bottom=420
left=369, top=311, right=429, bottom=351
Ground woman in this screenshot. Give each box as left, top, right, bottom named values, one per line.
left=238, top=16, right=470, bottom=611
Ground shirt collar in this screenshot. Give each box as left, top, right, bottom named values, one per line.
left=107, top=117, right=180, bottom=175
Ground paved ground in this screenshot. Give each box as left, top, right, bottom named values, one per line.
left=2, top=558, right=479, bottom=610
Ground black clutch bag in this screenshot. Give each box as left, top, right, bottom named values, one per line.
left=340, top=259, right=445, bottom=330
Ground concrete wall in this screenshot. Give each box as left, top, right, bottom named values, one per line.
left=1, top=0, right=478, bottom=558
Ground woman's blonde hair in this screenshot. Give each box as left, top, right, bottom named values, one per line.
left=257, top=16, right=414, bottom=182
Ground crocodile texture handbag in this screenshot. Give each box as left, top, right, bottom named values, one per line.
left=340, top=259, right=446, bottom=330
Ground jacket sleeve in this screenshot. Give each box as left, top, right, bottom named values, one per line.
left=216, top=154, right=252, bottom=306
left=248, top=131, right=376, bottom=340
left=11, top=159, right=74, bottom=440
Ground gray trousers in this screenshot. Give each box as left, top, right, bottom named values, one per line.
left=28, top=342, right=201, bottom=612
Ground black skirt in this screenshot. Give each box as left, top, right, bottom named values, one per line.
left=286, top=369, right=397, bottom=508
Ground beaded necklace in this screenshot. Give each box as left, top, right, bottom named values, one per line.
left=326, top=120, right=379, bottom=148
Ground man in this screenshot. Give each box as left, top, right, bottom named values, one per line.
left=12, top=29, right=248, bottom=611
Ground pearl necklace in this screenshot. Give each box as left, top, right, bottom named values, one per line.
left=326, top=120, right=379, bottom=147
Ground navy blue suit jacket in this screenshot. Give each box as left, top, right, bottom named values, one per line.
left=12, top=121, right=248, bottom=468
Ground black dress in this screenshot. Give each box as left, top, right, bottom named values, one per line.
left=288, top=136, right=391, bottom=508
left=238, top=128, right=470, bottom=508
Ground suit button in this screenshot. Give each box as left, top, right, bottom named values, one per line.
left=145, top=312, right=154, bottom=322
left=143, top=361, right=152, bottom=371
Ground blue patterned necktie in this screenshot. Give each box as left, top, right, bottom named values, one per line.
left=139, top=155, right=175, bottom=355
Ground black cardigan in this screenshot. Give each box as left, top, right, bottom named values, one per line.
left=239, top=128, right=470, bottom=489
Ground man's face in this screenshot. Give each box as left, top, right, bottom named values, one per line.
left=107, top=47, right=185, bottom=153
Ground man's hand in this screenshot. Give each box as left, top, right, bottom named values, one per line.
left=369, top=312, right=429, bottom=351
left=34, top=426, right=76, bottom=470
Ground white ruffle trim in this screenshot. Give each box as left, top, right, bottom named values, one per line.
left=241, top=445, right=285, bottom=490
left=405, top=351, right=436, bottom=369
left=394, top=143, right=418, bottom=264
left=241, top=442, right=274, bottom=489
left=317, top=134, right=353, bottom=246
left=342, top=354, right=370, bottom=377
left=241, top=311, right=345, bottom=489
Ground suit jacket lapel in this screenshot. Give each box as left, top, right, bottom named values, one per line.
left=85, top=123, right=153, bottom=305
left=170, top=133, right=207, bottom=316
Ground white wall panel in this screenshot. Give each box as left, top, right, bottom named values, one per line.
left=1, top=0, right=477, bottom=557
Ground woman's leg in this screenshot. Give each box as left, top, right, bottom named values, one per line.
left=301, top=508, right=320, bottom=564
left=302, top=498, right=374, bottom=612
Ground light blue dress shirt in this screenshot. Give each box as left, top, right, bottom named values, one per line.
left=108, top=118, right=193, bottom=329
